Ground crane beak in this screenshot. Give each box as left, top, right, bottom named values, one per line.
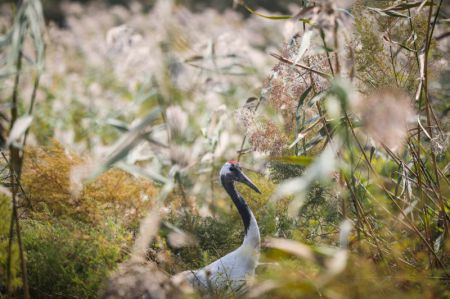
left=238, top=170, right=261, bottom=194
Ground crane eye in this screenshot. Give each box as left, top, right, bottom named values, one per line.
left=230, top=166, right=237, bottom=171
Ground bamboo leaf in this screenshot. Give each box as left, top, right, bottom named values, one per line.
left=381, top=0, right=431, bottom=11
left=265, top=238, right=315, bottom=261
left=241, top=2, right=292, bottom=20
left=308, top=91, right=326, bottom=107
left=383, top=35, right=417, bottom=52
left=270, top=155, right=313, bottom=166
left=105, top=118, right=129, bottom=132
left=90, top=107, right=161, bottom=179
left=296, top=87, right=313, bottom=126
left=297, top=132, right=326, bottom=155
left=7, top=115, right=33, bottom=147
left=117, top=162, right=168, bottom=184
left=295, top=86, right=313, bottom=153
left=288, top=133, right=306, bottom=149
left=296, top=86, right=313, bottom=114
left=294, top=31, right=314, bottom=65
left=368, top=7, right=410, bottom=18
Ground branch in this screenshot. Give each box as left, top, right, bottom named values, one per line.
left=270, top=53, right=333, bottom=79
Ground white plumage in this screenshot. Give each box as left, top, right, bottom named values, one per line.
left=173, top=161, right=261, bottom=294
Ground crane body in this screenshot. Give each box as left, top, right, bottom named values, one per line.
left=173, top=161, right=261, bottom=293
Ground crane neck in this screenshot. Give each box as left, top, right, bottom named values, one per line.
left=221, top=177, right=260, bottom=249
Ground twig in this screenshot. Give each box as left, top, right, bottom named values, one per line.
left=422, top=0, right=448, bottom=245
left=270, top=53, right=333, bottom=79
left=319, top=29, right=334, bottom=76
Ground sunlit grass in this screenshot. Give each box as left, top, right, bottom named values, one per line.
left=0, top=0, right=448, bottom=298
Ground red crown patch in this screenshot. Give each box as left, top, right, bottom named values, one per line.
left=227, top=160, right=239, bottom=165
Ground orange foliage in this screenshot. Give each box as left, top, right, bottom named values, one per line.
left=21, top=142, right=157, bottom=225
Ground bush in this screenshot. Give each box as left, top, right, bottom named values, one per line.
left=21, top=142, right=157, bottom=227
left=23, top=218, right=131, bottom=299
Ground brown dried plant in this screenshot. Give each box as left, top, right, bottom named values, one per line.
left=238, top=32, right=330, bottom=157
left=356, top=87, right=415, bottom=151
left=21, top=142, right=157, bottom=225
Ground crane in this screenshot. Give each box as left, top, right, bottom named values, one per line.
left=172, top=160, right=261, bottom=294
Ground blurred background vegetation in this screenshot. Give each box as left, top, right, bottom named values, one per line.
left=0, top=0, right=449, bottom=298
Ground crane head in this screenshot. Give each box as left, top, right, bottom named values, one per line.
left=220, top=161, right=261, bottom=194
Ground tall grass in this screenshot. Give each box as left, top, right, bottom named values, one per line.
left=0, top=0, right=448, bottom=298
left=1, top=0, right=45, bottom=298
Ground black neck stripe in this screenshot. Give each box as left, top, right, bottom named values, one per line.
left=221, top=176, right=251, bottom=234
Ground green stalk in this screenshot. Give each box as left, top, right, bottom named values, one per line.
left=422, top=0, right=448, bottom=251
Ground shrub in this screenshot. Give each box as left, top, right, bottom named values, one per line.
left=22, top=218, right=131, bottom=299
left=21, top=142, right=157, bottom=227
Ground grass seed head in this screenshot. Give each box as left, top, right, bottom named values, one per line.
left=358, top=87, right=415, bottom=151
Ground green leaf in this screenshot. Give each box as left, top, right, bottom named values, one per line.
left=296, top=86, right=313, bottom=123
left=270, top=156, right=314, bottom=167
left=308, top=91, right=326, bottom=107
left=295, top=86, right=313, bottom=153
left=294, top=31, right=314, bottom=64
left=297, top=133, right=326, bottom=155
left=7, top=115, right=33, bottom=147
left=241, top=2, right=292, bottom=20
left=382, top=0, right=431, bottom=11
left=117, top=162, right=168, bottom=184
left=90, top=107, right=161, bottom=179
left=368, top=7, right=410, bottom=18
left=298, top=18, right=312, bottom=24
left=105, top=118, right=129, bottom=132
